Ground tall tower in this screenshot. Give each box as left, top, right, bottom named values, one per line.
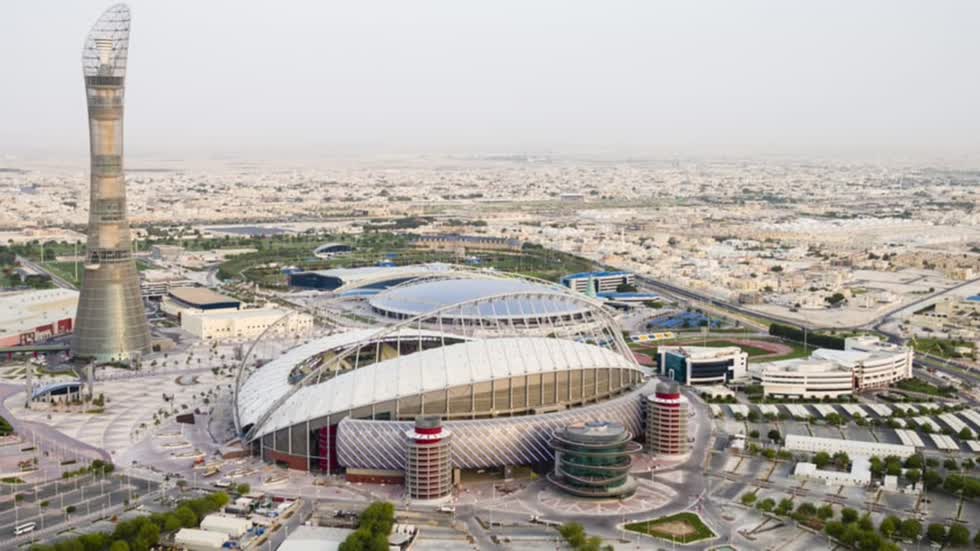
left=72, top=4, right=151, bottom=363
left=646, top=381, right=690, bottom=455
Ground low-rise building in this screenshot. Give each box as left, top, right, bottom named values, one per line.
left=182, top=307, right=313, bottom=341
left=794, top=457, right=872, bottom=487
left=785, top=434, right=915, bottom=459
left=161, top=286, right=241, bottom=320
left=174, top=528, right=228, bottom=551
left=750, top=336, right=912, bottom=398
left=560, top=271, right=635, bottom=295
left=658, top=345, right=748, bottom=385
left=0, top=289, right=78, bottom=347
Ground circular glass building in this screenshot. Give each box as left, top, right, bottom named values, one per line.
left=548, top=420, right=641, bottom=498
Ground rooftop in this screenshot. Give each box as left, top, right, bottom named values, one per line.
left=168, top=286, right=239, bottom=307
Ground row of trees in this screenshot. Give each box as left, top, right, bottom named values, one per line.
left=769, top=323, right=846, bottom=350
left=558, top=522, right=612, bottom=551
left=29, top=492, right=229, bottom=551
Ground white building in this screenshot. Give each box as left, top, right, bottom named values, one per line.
left=794, top=457, right=872, bottom=487
left=0, top=289, right=79, bottom=347
left=174, top=528, right=228, bottom=551
left=784, top=435, right=915, bottom=459
left=750, top=336, right=912, bottom=398
left=658, top=345, right=748, bottom=385
left=751, top=358, right=853, bottom=399
left=182, top=307, right=313, bottom=341
left=199, top=514, right=252, bottom=538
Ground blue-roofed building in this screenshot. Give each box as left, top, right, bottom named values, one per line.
left=287, top=263, right=455, bottom=292
left=560, top=271, right=635, bottom=294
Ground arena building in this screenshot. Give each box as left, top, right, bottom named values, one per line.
left=287, top=263, right=456, bottom=293
left=0, top=289, right=78, bottom=347
left=313, top=242, right=354, bottom=259
left=233, top=291, right=652, bottom=475
left=367, top=277, right=592, bottom=327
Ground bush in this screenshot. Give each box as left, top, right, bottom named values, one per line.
left=948, top=524, right=970, bottom=546
left=840, top=507, right=858, bottom=524
left=900, top=518, right=922, bottom=540
left=741, top=493, right=757, bottom=506
left=927, top=523, right=946, bottom=543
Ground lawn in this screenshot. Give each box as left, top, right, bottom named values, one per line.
left=624, top=512, right=716, bottom=544
left=911, top=337, right=975, bottom=359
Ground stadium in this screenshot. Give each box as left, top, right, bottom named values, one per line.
left=233, top=282, right=654, bottom=476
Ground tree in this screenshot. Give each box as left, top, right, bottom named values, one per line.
left=236, top=483, right=251, bottom=495
left=756, top=498, right=775, bottom=513
left=768, top=429, right=781, bottom=443
left=923, top=470, right=943, bottom=490
left=109, top=542, right=130, bottom=551
left=943, top=474, right=964, bottom=494
left=814, top=451, right=831, bottom=468
left=879, top=515, right=901, bottom=538
left=905, top=468, right=921, bottom=484
left=164, top=513, right=183, bottom=532
left=832, top=451, right=850, bottom=470
left=900, top=518, right=922, bottom=541
left=958, top=427, right=974, bottom=440
left=817, top=504, right=834, bottom=520
left=741, top=493, right=757, bottom=506
left=559, top=523, right=586, bottom=548
left=858, top=514, right=874, bottom=532
left=775, top=498, right=794, bottom=516
left=927, top=523, right=947, bottom=544
left=175, top=505, right=198, bottom=528
left=796, top=502, right=817, bottom=517
left=824, top=521, right=845, bottom=539
left=749, top=430, right=760, bottom=439
left=840, top=507, right=859, bottom=524
left=948, top=524, right=970, bottom=546
left=944, top=458, right=959, bottom=471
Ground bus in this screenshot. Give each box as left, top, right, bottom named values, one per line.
left=15, top=522, right=36, bottom=536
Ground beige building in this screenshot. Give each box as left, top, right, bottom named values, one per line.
left=181, top=307, right=313, bottom=341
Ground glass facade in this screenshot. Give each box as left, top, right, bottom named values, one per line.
left=548, top=420, right=641, bottom=498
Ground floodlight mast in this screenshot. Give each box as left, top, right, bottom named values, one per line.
left=72, top=4, right=152, bottom=363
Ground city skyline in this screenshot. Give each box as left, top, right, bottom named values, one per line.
left=1, top=1, right=980, bottom=159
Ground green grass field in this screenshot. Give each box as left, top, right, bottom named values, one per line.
left=911, top=337, right=975, bottom=359
left=625, top=512, right=716, bottom=544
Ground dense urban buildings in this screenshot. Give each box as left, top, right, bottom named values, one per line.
left=71, top=4, right=151, bottom=362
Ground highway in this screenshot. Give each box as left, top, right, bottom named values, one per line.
left=15, top=255, right=77, bottom=291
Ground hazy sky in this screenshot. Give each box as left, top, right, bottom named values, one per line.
left=2, top=1, right=979, bottom=159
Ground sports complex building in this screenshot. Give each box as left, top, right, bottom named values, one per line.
left=234, top=274, right=658, bottom=476
left=287, top=263, right=455, bottom=293
left=750, top=336, right=913, bottom=398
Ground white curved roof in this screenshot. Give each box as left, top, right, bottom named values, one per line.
left=368, top=277, right=588, bottom=320
left=242, top=336, right=639, bottom=440
left=236, top=328, right=465, bottom=432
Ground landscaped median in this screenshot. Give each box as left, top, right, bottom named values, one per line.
left=624, top=512, right=716, bottom=544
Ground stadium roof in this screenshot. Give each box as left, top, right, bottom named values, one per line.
left=295, top=263, right=455, bottom=292
left=238, top=334, right=638, bottom=440
left=168, top=287, right=240, bottom=308
left=368, top=278, right=585, bottom=320
left=236, top=328, right=469, bottom=431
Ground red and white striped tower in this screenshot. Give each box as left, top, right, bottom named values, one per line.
left=404, top=416, right=453, bottom=501
left=646, top=381, right=689, bottom=455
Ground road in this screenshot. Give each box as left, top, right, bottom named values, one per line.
left=15, top=255, right=77, bottom=291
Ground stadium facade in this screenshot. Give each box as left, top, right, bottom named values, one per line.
left=234, top=287, right=653, bottom=474
left=72, top=4, right=152, bottom=362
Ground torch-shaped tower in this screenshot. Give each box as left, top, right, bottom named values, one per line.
left=72, top=4, right=151, bottom=363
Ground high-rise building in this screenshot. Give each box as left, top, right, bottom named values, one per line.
left=404, top=417, right=453, bottom=501
left=72, top=4, right=151, bottom=363
left=646, top=381, right=689, bottom=455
